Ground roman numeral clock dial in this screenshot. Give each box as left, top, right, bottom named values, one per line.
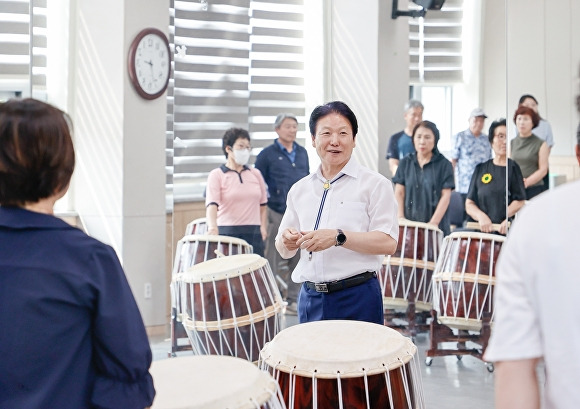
left=128, top=28, right=171, bottom=100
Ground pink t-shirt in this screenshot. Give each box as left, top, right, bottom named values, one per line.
left=205, top=165, right=267, bottom=226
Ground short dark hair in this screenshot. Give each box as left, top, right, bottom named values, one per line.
left=309, top=101, right=358, bottom=137
left=0, top=98, right=75, bottom=207
left=412, top=120, right=440, bottom=154
left=488, top=118, right=507, bottom=144
left=518, top=94, right=538, bottom=105
left=513, top=105, right=540, bottom=129
left=221, top=127, right=250, bottom=158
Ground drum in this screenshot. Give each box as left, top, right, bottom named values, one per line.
left=150, top=355, right=285, bottom=409
left=184, top=217, right=208, bottom=236
left=260, top=320, right=425, bottom=409
left=172, top=234, right=253, bottom=276
left=171, top=234, right=254, bottom=353
left=379, top=220, right=443, bottom=311
left=432, top=231, right=505, bottom=331
left=176, top=254, right=283, bottom=362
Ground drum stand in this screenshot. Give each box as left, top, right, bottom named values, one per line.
left=384, top=291, right=430, bottom=339
left=425, top=309, right=494, bottom=372
left=169, top=308, right=192, bottom=357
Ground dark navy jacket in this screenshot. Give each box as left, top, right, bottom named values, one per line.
left=0, top=206, right=155, bottom=409
left=255, top=141, right=309, bottom=214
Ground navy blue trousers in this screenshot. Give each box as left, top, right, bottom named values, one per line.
left=297, top=276, right=384, bottom=325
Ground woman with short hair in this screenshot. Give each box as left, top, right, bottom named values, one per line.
left=510, top=105, right=549, bottom=200
left=466, top=118, right=526, bottom=234
left=0, top=98, right=155, bottom=409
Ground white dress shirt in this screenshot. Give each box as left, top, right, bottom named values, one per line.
left=275, top=158, right=399, bottom=283
left=484, top=180, right=580, bottom=408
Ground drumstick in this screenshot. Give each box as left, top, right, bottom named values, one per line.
left=465, top=221, right=510, bottom=232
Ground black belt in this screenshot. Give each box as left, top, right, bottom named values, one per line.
left=305, top=271, right=376, bottom=294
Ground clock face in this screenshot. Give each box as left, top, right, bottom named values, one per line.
left=128, top=28, right=170, bottom=100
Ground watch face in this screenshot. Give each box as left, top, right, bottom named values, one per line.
left=129, top=29, right=170, bottom=99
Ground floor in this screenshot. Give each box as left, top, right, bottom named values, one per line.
left=149, top=312, right=496, bottom=409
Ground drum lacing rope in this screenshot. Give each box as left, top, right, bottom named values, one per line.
left=312, top=370, right=318, bottom=409
left=235, top=274, right=254, bottom=360
left=362, top=368, right=370, bottom=409
left=273, top=377, right=286, bottom=409
left=399, top=357, right=413, bottom=407
left=382, top=363, right=395, bottom=409
left=469, top=237, right=483, bottom=321
left=337, top=371, right=344, bottom=409
left=289, top=366, right=296, bottom=409
left=249, top=396, right=260, bottom=408
left=410, top=350, right=426, bottom=408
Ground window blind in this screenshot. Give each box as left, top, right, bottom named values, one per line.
left=409, top=0, right=463, bottom=83
left=170, top=0, right=305, bottom=202
left=0, top=0, right=47, bottom=99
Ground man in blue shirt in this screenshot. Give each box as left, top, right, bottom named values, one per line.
left=255, top=113, right=309, bottom=314
left=386, top=99, right=424, bottom=177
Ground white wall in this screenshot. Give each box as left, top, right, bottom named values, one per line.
left=70, top=0, right=168, bottom=328
left=324, top=0, right=409, bottom=178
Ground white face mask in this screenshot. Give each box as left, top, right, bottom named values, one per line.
left=233, top=148, right=251, bottom=166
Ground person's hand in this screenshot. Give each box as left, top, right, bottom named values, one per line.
left=281, top=227, right=303, bottom=251
left=260, top=225, right=267, bottom=241
left=478, top=215, right=493, bottom=233
left=207, top=226, right=218, bottom=235
left=296, top=229, right=336, bottom=253
left=523, top=177, right=529, bottom=188
left=499, top=219, right=508, bottom=235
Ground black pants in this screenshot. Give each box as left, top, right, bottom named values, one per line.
left=218, top=225, right=264, bottom=257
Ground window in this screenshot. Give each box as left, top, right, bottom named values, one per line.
left=412, top=85, right=453, bottom=153
left=169, top=0, right=305, bottom=204
left=408, top=0, right=463, bottom=83
left=0, top=0, right=48, bottom=99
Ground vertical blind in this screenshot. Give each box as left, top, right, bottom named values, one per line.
left=409, top=0, right=463, bottom=83
left=0, top=0, right=47, bottom=99
left=170, top=0, right=305, bottom=202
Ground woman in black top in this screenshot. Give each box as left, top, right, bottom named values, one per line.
left=393, top=120, right=455, bottom=236
left=465, top=118, right=526, bottom=234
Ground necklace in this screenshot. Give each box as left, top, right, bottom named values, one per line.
left=309, top=173, right=346, bottom=260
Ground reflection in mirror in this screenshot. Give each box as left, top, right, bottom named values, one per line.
left=506, top=0, right=580, bottom=194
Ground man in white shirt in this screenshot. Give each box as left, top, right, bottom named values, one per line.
left=484, top=122, right=580, bottom=409
left=275, top=101, right=399, bottom=324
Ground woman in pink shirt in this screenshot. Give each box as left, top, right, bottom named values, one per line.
left=205, top=128, right=268, bottom=256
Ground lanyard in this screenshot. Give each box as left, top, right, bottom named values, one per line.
left=309, top=173, right=346, bottom=260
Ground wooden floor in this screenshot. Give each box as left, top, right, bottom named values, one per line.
left=150, top=312, right=497, bottom=409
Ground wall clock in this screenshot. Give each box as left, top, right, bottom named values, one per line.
left=128, top=28, right=171, bottom=100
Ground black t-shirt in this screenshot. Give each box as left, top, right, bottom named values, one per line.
left=393, top=152, right=455, bottom=235
left=466, top=159, right=526, bottom=224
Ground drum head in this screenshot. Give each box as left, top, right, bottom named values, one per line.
left=179, top=234, right=251, bottom=247
left=150, top=355, right=279, bottom=409
left=180, top=254, right=267, bottom=282
left=398, top=218, right=443, bottom=233
left=445, top=231, right=506, bottom=242
left=260, top=320, right=417, bottom=379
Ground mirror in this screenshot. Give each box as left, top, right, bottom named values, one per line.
left=506, top=0, right=580, bottom=192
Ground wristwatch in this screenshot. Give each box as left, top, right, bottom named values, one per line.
left=335, top=229, right=347, bottom=246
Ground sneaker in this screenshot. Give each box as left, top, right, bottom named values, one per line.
left=285, top=301, right=298, bottom=316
